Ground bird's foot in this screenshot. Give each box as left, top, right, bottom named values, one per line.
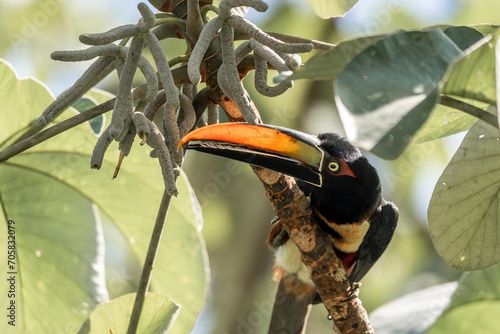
left=341, top=282, right=362, bottom=302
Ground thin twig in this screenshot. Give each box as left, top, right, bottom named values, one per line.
left=439, top=94, right=498, bottom=128
left=267, top=31, right=335, bottom=51
left=0, top=99, right=114, bottom=163
left=127, top=190, right=173, bottom=334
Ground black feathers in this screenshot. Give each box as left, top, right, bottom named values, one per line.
left=306, top=133, right=382, bottom=224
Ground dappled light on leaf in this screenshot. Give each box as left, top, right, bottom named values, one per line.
left=0, top=61, right=208, bottom=334
left=413, top=96, right=483, bottom=143
left=427, top=265, right=500, bottom=333
left=79, top=292, right=179, bottom=334
left=304, top=0, right=359, bottom=19
left=428, top=121, right=500, bottom=271
left=335, top=30, right=464, bottom=159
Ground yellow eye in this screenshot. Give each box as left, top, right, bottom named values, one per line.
left=328, top=162, right=340, bottom=172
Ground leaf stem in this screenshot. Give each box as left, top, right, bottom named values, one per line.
left=439, top=94, right=498, bottom=129
left=127, top=190, right=173, bottom=334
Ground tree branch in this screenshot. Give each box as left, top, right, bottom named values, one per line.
left=252, top=168, right=373, bottom=334
left=220, top=99, right=373, bottom=333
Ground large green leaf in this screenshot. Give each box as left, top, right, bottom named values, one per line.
left=443, top=29, right=500, bottom=105
left=413, top=27, right=500, bottom=143
left=0, top=59, right=208, bottom=334
left=413, top=98, right=481, bottom=143
left=428, top=121, right=500, bottom=271
left=79, top=293, right=179, bottom=334
left=287, top=35, right=387, bottom=82
left=303, top=0, right=358, bottom=19
left=370, top=282, right=458, bottom=334
left=428, top=265, right=500, bottom=334
left=334, top=30, right=467, bottom=159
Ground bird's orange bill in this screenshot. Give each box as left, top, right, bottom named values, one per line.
left=179, top=123, right=325, bottom=186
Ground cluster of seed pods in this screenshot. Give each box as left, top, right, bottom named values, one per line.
left=37, top=0, right=313, bottom=195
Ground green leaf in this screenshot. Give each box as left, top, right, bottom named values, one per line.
left=370, top=282, right=458, bottom=334
left=428, top=265, right=500, bottom=334
left=334, top=30, right=465, bottom=159
left=303, top=0, right=358, bottom=19
left=288, top=35, right=387, bottom=82
left=0, top=59, right=208, bottom=334
left=414, top=27, right=499, bottom=143
left=443, top=26, right=485, bottom=51
left=442, top=29, right=500, bottom=106
left=72, top=96, right=103, bottom=135
left=428, top=121, right=500, bottom=271
left=79, top=293, right=179, bottom=334
left=413, top=97, right=482, bottom=143
left=449, top=264, right=500, bottom=309
left=429, top=302, right=500, bottom=334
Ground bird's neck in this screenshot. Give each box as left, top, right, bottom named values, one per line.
left=313, top=207, right=370, bottom=254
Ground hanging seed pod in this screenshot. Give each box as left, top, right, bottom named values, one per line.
left=187, top=17, right=222, bottom=85
left=250, top=38, right=290, bottom=73
left=109, top=36, right=144, bottom=141
left=38, top=56, right=114, bottom=127
left=253, top=53, right=293, bottom=97
left=91, top=127, right=113, bottom=169
left=144, top=90, right=167, bottom=120
left=144, top=31, right=180, bottom=107
left=163, top=104, right=183, bottom=165
left=146, top=119, right=178, bottom=196
left=137, top=2, right=156, bottom=32
left=207, top=103, right=219, bottom=125
left=219, top=24, right=259, bottom=124
left=228, top=16, right=313, bottom=54
left=132, top=111, right=151, bottom=145
left=178, top=94, right=196, bottom=138
left=119, top=123, right=137, bottom=157
left=51, top=44, right=120, bottom=62
left=218, top=0, right=268, bottom=19
left=80, top=25, right=140, bottom=45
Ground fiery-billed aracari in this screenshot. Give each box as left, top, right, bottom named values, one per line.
left=179, top=122, right=398, bottom=333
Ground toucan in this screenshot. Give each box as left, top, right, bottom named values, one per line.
left=179, top=122, right=398, bottom=333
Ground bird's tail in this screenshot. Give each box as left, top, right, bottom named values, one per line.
left=268, top=269, right=318, bottom=334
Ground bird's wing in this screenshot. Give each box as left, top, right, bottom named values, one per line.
left=348, top=200, right=399, bottom=283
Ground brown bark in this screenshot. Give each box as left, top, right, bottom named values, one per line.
left=252, top=167, right=374, bottom=334
left=217, top=71, right=373, bottom=333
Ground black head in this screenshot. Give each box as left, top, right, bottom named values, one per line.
left=299, top=133, right=382, bottom=224
left=179, top=123, right=382, bottom=224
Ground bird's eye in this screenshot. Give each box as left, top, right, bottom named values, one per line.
left=328, top=161, right=340, bottom=173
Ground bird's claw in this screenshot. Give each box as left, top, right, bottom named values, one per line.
left=341, top=282, right=362, bottom=302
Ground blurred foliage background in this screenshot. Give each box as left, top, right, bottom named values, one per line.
left=1, top=0, right=498, bottom=333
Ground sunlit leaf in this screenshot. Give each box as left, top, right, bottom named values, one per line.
left=428, top=265, right=500, bottom=334
left=442, top=29, right=500, bottom=105
left=428, top=121, right=500, bottom=271
left=414, top=27, right=499, bottom=143
left=370, top=282, right=458, bottom=334
left=79, top=293, right=179, bottom=334
left=334, top=30, right=465, bottom=159
left=429, top=302, right=500, bottom=334
left=0, top=59, right=208, bottom=334
left=413, top=97, right=482, bottom=143
left=303, top=0, right=358, bottom=19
